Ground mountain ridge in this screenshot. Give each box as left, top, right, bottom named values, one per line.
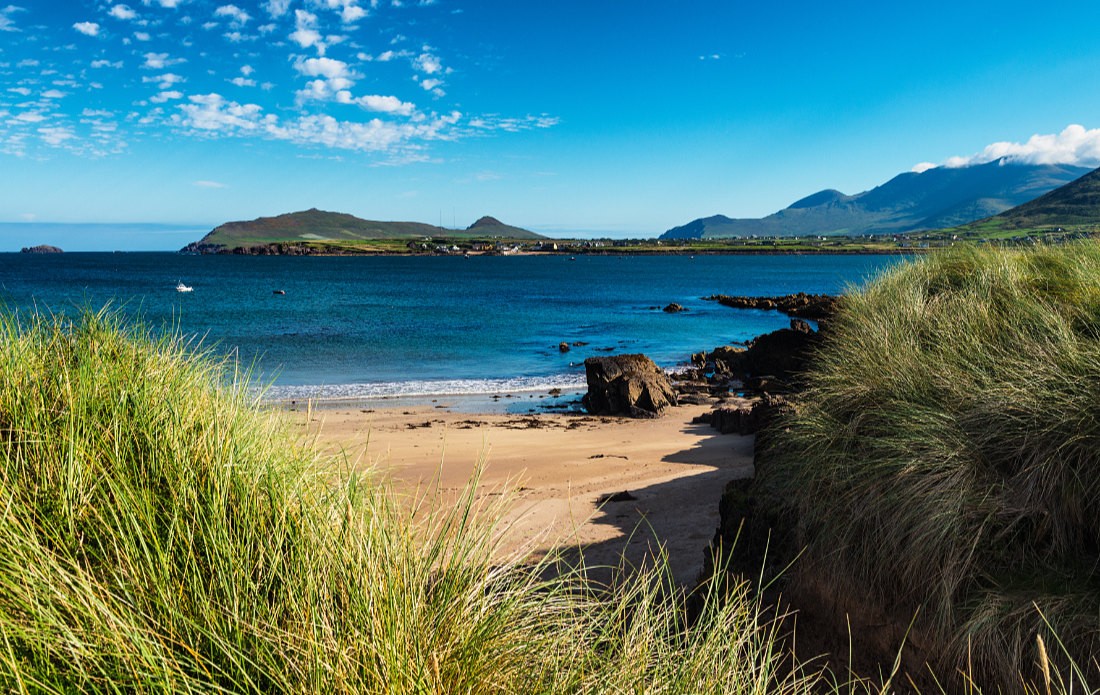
left=661, top=161, right=1093, bottom=239
left=964, top=166, right=1100, bottom=231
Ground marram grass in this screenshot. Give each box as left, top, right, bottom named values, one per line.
left=755, top=242, right=1100, bottom=689
left=0, top=307, right=815, bottom=694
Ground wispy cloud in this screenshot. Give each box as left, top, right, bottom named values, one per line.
left=919, top=125, right=1100, bottom=171
left=193, top=179, right=227, bottom=188
left=0, top=4, right=24, bottom=32
left=214, top=4, right=250, bottom=27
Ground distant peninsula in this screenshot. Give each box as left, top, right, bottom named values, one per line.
left=20, top=245, right=63, bottom=254
left=181, top=209, right=546, bottom=255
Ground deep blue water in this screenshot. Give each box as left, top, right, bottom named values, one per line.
left=0, top=253, right=906, bottom=402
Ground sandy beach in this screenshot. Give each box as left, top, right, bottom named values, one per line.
left=301, top=401, right=755, bottom=586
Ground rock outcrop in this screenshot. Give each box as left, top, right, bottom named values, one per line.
left=704, top=293, right=839, bottom=320
left=20, top=245, right=63, bottom=254
left=582, top=354, right=678, bottom=418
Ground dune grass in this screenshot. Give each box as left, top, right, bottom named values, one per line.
left=0, top=307, right=823, bottom=694
left=754, top=242, right=1100, bottom=689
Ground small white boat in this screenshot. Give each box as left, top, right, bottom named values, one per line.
left=176, top=282, right=193, bottom=293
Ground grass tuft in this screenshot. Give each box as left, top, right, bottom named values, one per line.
left=755, top=242, right=1100, bottom=688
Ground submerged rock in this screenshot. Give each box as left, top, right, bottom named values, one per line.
left=582, top=353, right=678, bottom=418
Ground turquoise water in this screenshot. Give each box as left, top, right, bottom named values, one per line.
left=0, top=253, right=905, bottom=404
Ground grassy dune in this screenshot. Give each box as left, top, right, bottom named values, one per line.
left=0, top=309, right=810, bottom=694
left=755, top=242, right=1100, bottom=688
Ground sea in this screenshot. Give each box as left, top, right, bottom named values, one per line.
left=0, top=252, right=906, bottom=412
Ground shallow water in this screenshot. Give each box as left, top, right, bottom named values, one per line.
left=0, top=252, right=905, bottom=403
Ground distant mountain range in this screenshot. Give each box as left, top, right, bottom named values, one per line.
left=183, top=208, right=544, bottom=252
left=661, top=161, right=1094, bottom=239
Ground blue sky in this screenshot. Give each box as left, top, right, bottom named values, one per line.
left=2, top=0, right=1100, bottom=249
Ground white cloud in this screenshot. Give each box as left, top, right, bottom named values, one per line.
left=134, top=31, right=150, bottom=40
left=466, top=114, right=560, bottom=133
left=194, top=179, right=227, bottom=188
left=295, top=56, right=352, bottom=79
left=91, top=59, right=123, bottom=68
left=357, top=94, right=415, bottom=116
left=175, top=93, right=266, bottom=132
left=931, top=125, right=1100, bottom=170
left=264, top=0, right=290, bottom=17
left=143, top=52, right=184, bottom=69
left=289, top=9, right=324, bottom=53
left=214, top=4, right=250, bottom=26
left=14, top=111, right=46, bottom=123
left=240, top=64, right=254, bottom=76
left=150, top=89, right=183, bottom=102
left=230, top=76, right=255, bottom=86
left=313, top=0, right=368, bottom=23
left=413, top=52, right=441, bottom=74
left=0, top=5, right=23, bottom=32
left=73, top=21, right=100, bottom=36
left=109, top=4, right=138, bottom=20
left=38, top=125, right=75, bottom=146
left=143, top=72, right=184, bottom=88
left=376, top=50, right=396, bottom=61
left=41, top=89, right=65, bottom=99
left=146, top=0, right=186, bottom=7
left=911, top=162, right=937, bottom=174
left=8, top=86, right=30, bottom=96
left=171, top=93, right=462, bottom=156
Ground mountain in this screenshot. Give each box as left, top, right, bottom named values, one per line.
left=184, top=208, right=544, bottom=252
left=964, top=165, right=1100, bottom=231
left=661, top=161, right=1093, bottom=239
left=464, top=215, right=539, bottom=238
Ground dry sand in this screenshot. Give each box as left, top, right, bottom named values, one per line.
left=300, top=401, right=754, bottom=586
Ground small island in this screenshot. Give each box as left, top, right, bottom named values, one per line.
left=20, top=245, right=64, bottom=254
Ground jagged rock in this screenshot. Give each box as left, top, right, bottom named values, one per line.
left=20, top=245, right=63, bottom=253
left=694, top=394, right=794, bottom=435
left=558, top=342, right=571, bottom=353
left=740, top=327, right=821, bottom=384
left=663, top=303, right=687, bottom=313
left=582, top=353, right=678, bottom=417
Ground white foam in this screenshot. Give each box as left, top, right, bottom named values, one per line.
left=262, top=373, right=588, bottom=402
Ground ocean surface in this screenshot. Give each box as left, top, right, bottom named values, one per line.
left=0, top=253, right=906, bottom=410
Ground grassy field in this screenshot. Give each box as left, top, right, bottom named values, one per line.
left=754, top=241, right=1100, bottom=689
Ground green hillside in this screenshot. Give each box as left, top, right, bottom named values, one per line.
left=961, top=165, right=1100, bottom=233
left=184, top=208, right=543, bottom=252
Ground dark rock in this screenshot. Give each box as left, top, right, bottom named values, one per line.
left=663, top=303, right=687, bottom=313
left=739, top=327, right=821, bottom=384
left=597, top=491, right=638, bottom=503
left=558, top=342, right=571, bottom=353
left=744, top=375, right=790, bottom=394
left=704, top=293, right=839, bottom=321
left=582, top=353, right=678, bottom=417
left=20, top=244, right=63, bottom=253
left=789, top=318, right=813, bottom=334
left=694, top=394, right=793, bottom=436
